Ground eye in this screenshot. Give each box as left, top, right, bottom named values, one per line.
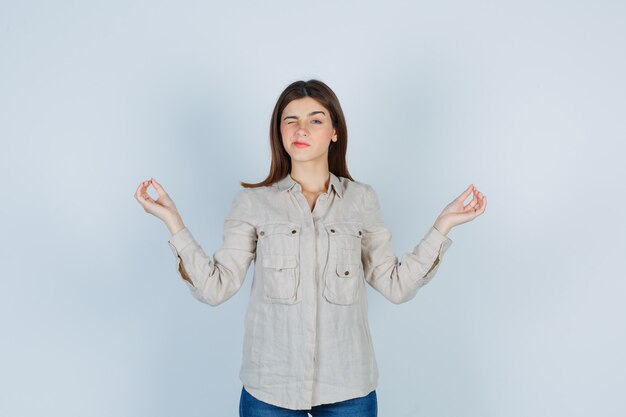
left=312, top=120, right=322, bottom=124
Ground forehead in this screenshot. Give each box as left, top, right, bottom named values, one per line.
left=282, top=97, right=329, bottom=115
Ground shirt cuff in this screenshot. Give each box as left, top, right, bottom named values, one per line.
left=422, top=225, right=453, bottom=256
left=167, top=227, right=196, bottom=255
left=167, top=227, right=199, bottom=288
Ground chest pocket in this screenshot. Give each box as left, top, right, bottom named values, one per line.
left=257, top=222, right=302, bottom=304
left=322, top=222, right=363, bottom=305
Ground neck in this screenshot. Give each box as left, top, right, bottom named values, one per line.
left=290, top=163, right=331, bottom=194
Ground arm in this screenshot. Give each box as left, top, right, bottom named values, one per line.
left=167, top=189, right=257, bottom=306
left=360, top=185, right=453, bottom=304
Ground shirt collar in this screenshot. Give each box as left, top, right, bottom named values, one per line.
left=274, top=171, right=344, bottom=199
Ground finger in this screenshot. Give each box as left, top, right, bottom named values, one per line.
left=464, top=199, right=478, bottom=211
left=134, top=181, right=149, bottom=201
left=469, top=188, right=483, bottom=206
left=464, top=189, right=480, bottom=206
left=138, top=180, right=156, bottom=202
left=143, top=194, right=156, bottom=204
left=150, top=178, right=168, bottom=197
left=461, top=203, right=474, bottom=214
left=473, top=195, right=486, bottom=215
left=456, top=184, right=474, bottom=202
left=478, top=195, right=487, bottom=213
left=140, top=189, right=157, bottom=207
left=138, top=180, right=150, bottom=191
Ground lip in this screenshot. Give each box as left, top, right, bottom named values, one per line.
left=293, top=142, right=310, bottom=148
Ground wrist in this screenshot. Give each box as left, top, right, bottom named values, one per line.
left=165, top=214, right=186, bottom=236
left=433, top=220, right=451, bottom=236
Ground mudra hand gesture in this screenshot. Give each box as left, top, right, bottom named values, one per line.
left=134, top=178, right=186, bottom=234
left=434, top=185, right=487, bottom=235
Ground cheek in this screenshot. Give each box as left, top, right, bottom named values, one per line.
left=318, top=125, right=333, bottom=136
left=281, top=125, right=294, bottom=137
left=280, top=129, right=292, bottom=149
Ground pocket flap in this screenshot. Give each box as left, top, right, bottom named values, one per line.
left=325, top=222, right=362, bottom=237
left=336, top=263, right=358, bottom=278
left=263, top=254, right=297, bottom=269
left=258, top=222, right=301, bottom=238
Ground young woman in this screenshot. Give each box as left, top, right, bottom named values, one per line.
left=134, top=79, right=487, bottom=416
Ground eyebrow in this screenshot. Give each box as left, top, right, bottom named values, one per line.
left=283, top=111, right=326, bottom=121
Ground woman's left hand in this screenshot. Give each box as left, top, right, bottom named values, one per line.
left=433, top=184, right=487, bottom=235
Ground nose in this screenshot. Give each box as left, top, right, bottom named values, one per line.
left=296, top=121, right=309, bottom=136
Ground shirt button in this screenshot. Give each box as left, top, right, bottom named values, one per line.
left=259, top=231, right=264, bottom=236
left=344, top=270, right=349, bottom=276
left=291, top=230, right=297, bottom=234
left=330, top=229, right=335, bottom=233
left=358, top=230, right=362, bottom=236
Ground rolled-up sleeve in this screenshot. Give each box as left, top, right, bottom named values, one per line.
left=360, top=185, right=453, bottom=304
left=167, top=189, right=257, bottom=306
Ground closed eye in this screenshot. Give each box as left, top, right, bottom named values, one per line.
left=287, top=120, right=323, bottom=125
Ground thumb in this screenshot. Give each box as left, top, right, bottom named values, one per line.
left=456, top=184, right=474, bottom=202
left=150, top=178, right=168, bottom=198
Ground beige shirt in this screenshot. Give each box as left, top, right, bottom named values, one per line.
left=167, top=172, right=453, bottom=410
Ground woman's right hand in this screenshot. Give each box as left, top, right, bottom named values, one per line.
left=134, top=178, right=185, bottom=233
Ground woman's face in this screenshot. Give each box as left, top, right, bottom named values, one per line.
left=280, top=97, right=337, bottom=166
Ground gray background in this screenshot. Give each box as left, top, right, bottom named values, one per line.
left=1, top=1, right=624, bottom=416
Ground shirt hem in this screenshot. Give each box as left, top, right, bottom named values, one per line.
left=241, top=381, right=379, bottom=411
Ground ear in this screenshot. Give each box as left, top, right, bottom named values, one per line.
left=332, top=128, right=337, bottom=141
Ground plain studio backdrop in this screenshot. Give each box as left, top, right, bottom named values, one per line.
left=1, top=1, right=624, bottom=416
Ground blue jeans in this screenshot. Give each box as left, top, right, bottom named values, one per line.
left=239, top=386, right=378, bottom=417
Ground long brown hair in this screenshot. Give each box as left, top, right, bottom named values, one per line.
left=240, top=79, right=354, bottom=188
